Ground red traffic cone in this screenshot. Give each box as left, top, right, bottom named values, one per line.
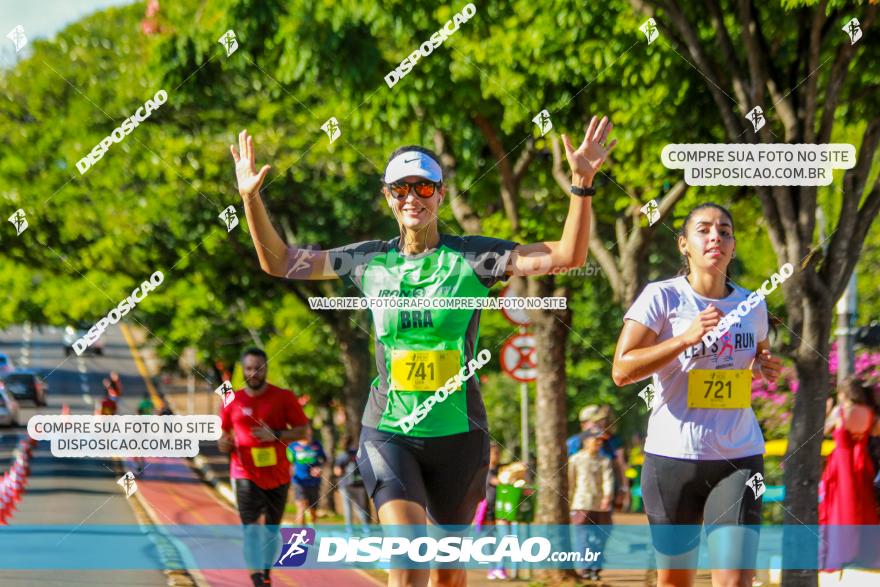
left=61, top=403, right=70, bottom=416
left=3, top=486, right=16, bottom=512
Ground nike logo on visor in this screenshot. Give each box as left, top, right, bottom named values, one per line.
left=404, top=158, right=420, bottom=163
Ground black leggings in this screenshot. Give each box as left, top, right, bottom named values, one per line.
left=641, top=453, right=763, bottom=558
left=357, top=426, right=489, bottom=525
left=234, top=479, right=289, bottom=571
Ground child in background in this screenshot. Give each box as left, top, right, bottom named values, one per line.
left=568, top=429, right=614, bottom=581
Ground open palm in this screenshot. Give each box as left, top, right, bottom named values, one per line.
left=562, top=115, right=617, bottom=183
left=230, top=129, right=271, bottom=197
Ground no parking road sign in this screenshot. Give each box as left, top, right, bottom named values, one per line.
left=501, top=333, right=537, bottom=383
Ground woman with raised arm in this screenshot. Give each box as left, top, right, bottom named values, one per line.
left=612, top=202, right=783, bottom=587
left=231, top=116, right=616, bottom=587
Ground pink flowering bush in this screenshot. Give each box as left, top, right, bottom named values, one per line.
left=752, top=342, right=880, bottom=440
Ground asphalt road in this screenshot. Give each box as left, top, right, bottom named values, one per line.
left=0, top=322, right=168, bottom=586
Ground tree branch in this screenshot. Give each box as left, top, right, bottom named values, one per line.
left=473, top=114, right=520, bottom=230
left=705, top=0, right=750, bottom=107
left=803, top=0, right=827, bottom=143
left=648, top=0, right=745, bottom=139
left=433, top=130, right=482, bottom=234
left=818, top=5, right=878, bottom=142
left=825, top=119, right=880, bottom=292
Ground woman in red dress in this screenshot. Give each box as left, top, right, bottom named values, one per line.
left=819, top=375, right=880, bottom=569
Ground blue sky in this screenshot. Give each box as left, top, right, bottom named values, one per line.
left=1, top=0, right=136, bottom=68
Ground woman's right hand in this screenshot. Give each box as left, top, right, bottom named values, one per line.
left=680, top=304, right=723, bottom=346
left=230, top=129, right=271, bottom=198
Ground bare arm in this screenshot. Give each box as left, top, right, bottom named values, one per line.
left=611, top=305, right=722, bottom=386
left=230, top=130, right=338, bottom=280
left=824, top=408, right=840, bottom=436
left=508, top=116, right=617, bottom=277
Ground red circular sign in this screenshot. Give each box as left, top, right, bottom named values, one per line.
left=499, top=285, right=530, bottom=326
left=500, top=333, right=537, bottom=382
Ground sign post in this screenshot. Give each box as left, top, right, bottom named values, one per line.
left=499, top=286, right=536, bottom=466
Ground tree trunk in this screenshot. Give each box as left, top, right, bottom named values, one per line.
left=333, top=312, right=373, bottom=442
left=529, top=275, right=572, bottom=582
left=317, top=402, right=339, bottom=514
left=781, top=299, right=832, bottom=587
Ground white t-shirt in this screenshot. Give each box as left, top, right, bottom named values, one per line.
left=624, top=275, right=768, bottom=460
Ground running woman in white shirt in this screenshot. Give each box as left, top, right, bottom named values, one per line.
left=612, top=203, right=782, bottom=587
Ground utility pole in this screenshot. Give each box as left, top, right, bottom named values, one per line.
left=835, top=273, right=857, bottom=384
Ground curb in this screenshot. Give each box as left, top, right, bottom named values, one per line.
left=191, top=454, right=236, bottom=506
left=115, top=458, right=204, bottom=587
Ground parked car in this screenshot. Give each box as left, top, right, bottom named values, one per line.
left=0, top=385, right=21, bottom=427
left=2, top=370, right=48, bottom=406
left=0, top=352, right=15, bottom=374
left=63, top=325, right=104, bottom=356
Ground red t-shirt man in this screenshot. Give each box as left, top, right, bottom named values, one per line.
left=220, top=383, right=308, bottom=490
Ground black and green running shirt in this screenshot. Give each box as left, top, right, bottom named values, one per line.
left=324, top=234, right=518, bottom=437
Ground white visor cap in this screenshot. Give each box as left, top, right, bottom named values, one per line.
left=383, top=150, right=443, bottom=184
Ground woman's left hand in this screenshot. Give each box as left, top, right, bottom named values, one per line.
left=562, top=115, right=617, bottom=186
left=753, top=348, right=782, bottom=382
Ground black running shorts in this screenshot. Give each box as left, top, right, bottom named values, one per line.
left=233, top=478, right=289, bottom=526
left=641, top=453, right=763, bottom=557
left=357, top=426, right=489, bottom=525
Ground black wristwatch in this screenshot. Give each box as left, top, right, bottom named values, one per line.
left=569, top=184, right=596, bottom=197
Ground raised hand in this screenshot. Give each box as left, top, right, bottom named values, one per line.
left=562, top=115, right=618, bottom=185
left=230, top=129, right=271, bottom=198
